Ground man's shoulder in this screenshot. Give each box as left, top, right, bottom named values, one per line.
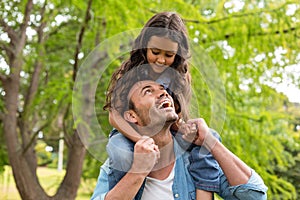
left=101, top=159, right=110, bottom=173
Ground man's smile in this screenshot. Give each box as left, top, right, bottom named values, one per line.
left=157, top=98, right=173, bottom=110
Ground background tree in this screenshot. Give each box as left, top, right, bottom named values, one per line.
left=0, top=0, right=94, bottom=199
left=0, top=0, right=299, bottom=199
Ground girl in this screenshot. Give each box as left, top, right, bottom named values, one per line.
left=104, top=12, right=220, bottom=199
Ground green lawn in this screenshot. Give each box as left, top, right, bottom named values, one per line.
left=0, top=166, right=96, bottom=200
left=1, top=165, right=223, bottom=200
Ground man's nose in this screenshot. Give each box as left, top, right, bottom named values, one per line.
left=157, top=89, right=168, bottom=98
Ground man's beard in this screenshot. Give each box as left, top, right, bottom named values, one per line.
left=135, top=106, right=178, bottom=137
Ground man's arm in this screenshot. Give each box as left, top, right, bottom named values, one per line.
left=104, top=172, right=146, bottom=200
left=196, top=190, right=213, bottom=200
left=187, top=118, right=251, bottom=186
left=210, top=139, right=251, bottom=185
left=187, top=118, right=267, bottom=199
left=204, top=132, right=268, bottom=199
left=104, top=136, right=159, bottom=200
left=90, top=160, right=150, bottom=200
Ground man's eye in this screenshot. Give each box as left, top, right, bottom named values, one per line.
left=144, top=89, right=152, bottom=95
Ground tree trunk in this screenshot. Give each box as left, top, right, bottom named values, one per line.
left=3, top=58, right=49, bottom=200
left=1, top=0, right=92, bottom=199
left=54, top=130, right=86, bottom=200
left=2, top=0, right=49, bottom=199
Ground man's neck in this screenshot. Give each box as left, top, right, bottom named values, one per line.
left=152, top=129, right=173, bottom=148
left=151, top=123, right=173, bottom=144
left=137, top=122, right=174, bottom=145
left=149, top=132, right=175, bottom=180
left=137, top=122, right=176, bottom=180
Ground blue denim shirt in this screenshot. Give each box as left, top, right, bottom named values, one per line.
left=106, top=128, right=221, bottom=192
left=91, top=138, right=268, bottom=200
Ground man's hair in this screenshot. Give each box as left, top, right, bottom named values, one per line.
left=111, top=64, right=152, bottom=115
left=111, top=64, right=187, bottom=117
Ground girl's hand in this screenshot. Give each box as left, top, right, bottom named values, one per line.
left=185, top=118, right=218, bottom=150
left=178, top=119, right=198, bottom=143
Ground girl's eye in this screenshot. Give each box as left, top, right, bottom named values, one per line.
left=151, top=49, right=160, bottom=55
left=150, top=48, right=175, bottom=57
left=166, top=53, right=175, bottom=58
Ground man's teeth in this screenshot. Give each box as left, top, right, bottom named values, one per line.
left=159, top=100, right=171, bottom=109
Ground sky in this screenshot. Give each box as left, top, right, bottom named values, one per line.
left=273, top=64, right=300, bottom=103
left=277, top=84, right=300, bottom=103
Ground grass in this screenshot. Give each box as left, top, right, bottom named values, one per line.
left=0, top=165, right=96, bottom=200
left=1, top=165, right=223, bottom=200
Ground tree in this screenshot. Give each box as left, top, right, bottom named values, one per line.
left=0, top=0, right=299, bottom=199
left=0, top=0, right=93, bottom=199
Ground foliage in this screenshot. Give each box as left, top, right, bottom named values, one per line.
left=35, top=140, right=53, bottom=166
left=0, top=0, right=299, bottom=199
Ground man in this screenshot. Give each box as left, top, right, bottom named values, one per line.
left=91, top=68, right=268, bottom=200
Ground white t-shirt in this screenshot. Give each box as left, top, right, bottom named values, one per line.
left=141, top=163, right=175, bottom=200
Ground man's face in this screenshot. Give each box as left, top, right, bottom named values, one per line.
left=127, top=80, right=178, bottom=127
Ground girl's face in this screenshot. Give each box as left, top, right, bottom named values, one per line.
left=146, top=36, right=178, bottom=74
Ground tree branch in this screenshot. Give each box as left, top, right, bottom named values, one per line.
left=0, top=41, right=14, bottom=59
left=0, top=1, right=33, bottom=51
left=184, top=1, right=295, bottom=25
left=194, top=25, right=299, bottom=44
left=0, top=19, right=18, bottom=43
left=23, top=1, right=47, bottom=110
left=0, top=74, right=8, bottom=84
left=73, top=0, right=93, bottom=81
left=0, top=112, right=4, bottom=121
left=20, top=0, right=33, bottom=35
left=63, top=103, right=72, bottom=147
left=22, top=122, right=50, bottom=155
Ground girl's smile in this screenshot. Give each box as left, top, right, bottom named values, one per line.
left=146, top=36, right=178, bottom=73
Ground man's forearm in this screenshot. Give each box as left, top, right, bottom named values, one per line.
left=208, top=139, right=251, bottom=186
left=191, top=118, right=251, bottom=186
left=196, top=189, right=213, bottom=200
left=105, top=172, right=146, bottom=200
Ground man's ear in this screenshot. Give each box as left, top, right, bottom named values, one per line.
left=124, top=110, right=138, bottom=123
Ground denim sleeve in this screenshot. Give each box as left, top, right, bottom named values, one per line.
left=188, top=129, right=221, bottom=192
left=90, top=160, right=110, bottom=200
left=106, top=130, right=134, bottom=172
left=218, top=169, right=268, bottom=200
left=106, top=129, right=135, bottom=189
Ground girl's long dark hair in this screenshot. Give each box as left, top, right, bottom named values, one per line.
left=104, top=12, right=192, bottom=121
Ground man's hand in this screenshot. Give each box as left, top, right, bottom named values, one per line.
left=130, top=136, right=160, bottom=174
